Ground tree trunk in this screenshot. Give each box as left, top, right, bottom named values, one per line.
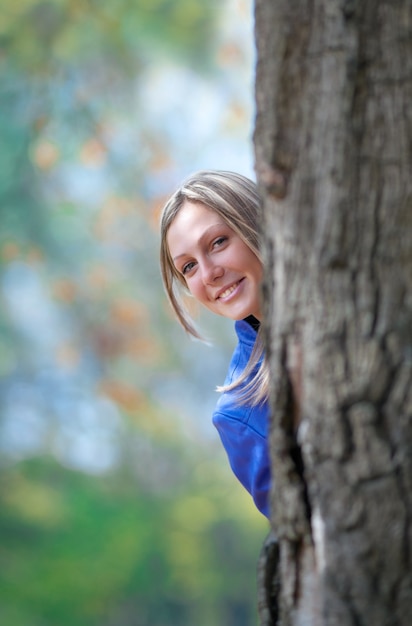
left=253, top=1, right=412, bottom=624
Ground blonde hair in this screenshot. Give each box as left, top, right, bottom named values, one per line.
left=159, top=170, right=268, bottom=405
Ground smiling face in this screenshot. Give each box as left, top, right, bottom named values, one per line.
left=166, top=200, right=263, bottom=321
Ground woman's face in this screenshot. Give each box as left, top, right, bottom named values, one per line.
left=167, top=200, right=263, bottom=321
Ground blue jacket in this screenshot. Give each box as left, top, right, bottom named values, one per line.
left=212, top=319, right=271, bottom=518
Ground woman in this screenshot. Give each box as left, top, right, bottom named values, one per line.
left=160, top=170, right=270, bottom=518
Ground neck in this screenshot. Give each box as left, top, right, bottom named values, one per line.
left=244, top=315, right=260, bottom=331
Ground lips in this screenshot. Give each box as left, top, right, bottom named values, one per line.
left=216, top=279, right=243, bottom=300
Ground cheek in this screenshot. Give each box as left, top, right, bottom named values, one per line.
left=254, top=258, right=263, bottom=281
left=185, top=276, right=204, bottom=300
left=240, top=247, right=261, bottom=273
left=246, top=252, right=263, bottom=283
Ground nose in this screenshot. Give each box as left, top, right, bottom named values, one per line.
left=201, top=258, right=224, bottom=284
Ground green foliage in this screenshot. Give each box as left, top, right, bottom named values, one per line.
left=1, top=0, right=219, bottom=73
left=0, top=72, right=47, bottom=253
left=0, top=455, right=267, bottom=626
left=0, top=0, right=219, bottom=243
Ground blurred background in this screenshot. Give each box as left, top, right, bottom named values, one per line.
left=0, top=1, right=269, bottom=624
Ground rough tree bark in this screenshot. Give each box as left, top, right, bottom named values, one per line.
left=253, top=1, right=412, bottom=624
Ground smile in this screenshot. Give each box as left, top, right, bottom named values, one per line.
left=217, top=280, right=243, bottom=300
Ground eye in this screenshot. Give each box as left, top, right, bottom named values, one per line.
left=182, top=261, right=196, bottom=275
left=212, top=236, right=228, bottom=248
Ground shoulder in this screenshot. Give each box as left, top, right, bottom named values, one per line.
left=213, top=391, right=269, bottom=438
left=213, top=319, right=268, bottom=436
left=214, top=319, right=268, bottom=433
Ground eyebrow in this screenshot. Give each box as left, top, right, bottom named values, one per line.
left=172, top=223, right=227, bottom=262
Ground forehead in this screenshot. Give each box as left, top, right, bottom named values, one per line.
left=171, top=200, right=223, bottom=229
left=167, top=200, right=228, bottom=253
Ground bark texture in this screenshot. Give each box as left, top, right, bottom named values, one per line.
left=254, top=1, right=412, bottom=624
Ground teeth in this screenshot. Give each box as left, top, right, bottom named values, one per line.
left=219, top=282, right=239, bottom=299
